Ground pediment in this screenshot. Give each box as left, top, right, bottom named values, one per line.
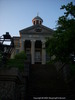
left=19, top=25, right=54, bottom=35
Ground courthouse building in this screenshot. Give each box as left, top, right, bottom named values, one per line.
left=11, top=16, right=54, bottom=64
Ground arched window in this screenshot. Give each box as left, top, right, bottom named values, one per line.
left=34, top=21, right=35, bottom=25
left=36, top=20, right=39, bottom=24
left=35, top=40, right=42, bottom=48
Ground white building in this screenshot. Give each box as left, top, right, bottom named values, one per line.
left=11, top=16, right=54, bottom=64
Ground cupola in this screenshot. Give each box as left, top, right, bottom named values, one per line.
left=32, top=16, right=43, bottom=25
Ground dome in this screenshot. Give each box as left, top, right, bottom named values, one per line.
left=32, top=16, right=43, bottom=22
left=32, top=16, right=43, bottom=25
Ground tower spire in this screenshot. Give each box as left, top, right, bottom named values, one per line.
left=37, top=12, right=39, bottom=16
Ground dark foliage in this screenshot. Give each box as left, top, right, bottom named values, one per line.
left=46, top=2, right=75, bottom=63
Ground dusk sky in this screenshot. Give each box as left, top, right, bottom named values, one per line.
left=0, top=0, right=75, bottom=37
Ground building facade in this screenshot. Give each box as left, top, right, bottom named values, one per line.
left=11, top=16, right=54, bottom=64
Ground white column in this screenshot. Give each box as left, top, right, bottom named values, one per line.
left=20, top=40, right=24, bottom=52
left=42, top=40, right=46, bottom=64
left=31, top=40, right=35, bottom=64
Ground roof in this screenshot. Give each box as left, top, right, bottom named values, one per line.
left=32, top=16, right=43, bottom=22
left=19, top=24, right=54, bottom=35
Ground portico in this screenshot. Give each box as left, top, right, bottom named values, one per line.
left=20, top=39, right=46, bottom=64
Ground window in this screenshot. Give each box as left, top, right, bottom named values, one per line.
left=35, top=51, right=41, bottom=62
left=34, top=21, right=35, bottom=25
left=36, top=20, right=39, bottom=24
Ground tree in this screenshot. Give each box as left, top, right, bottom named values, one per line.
left=14, top=51, right=27, bottom=59
left=46, top=2, right=75, bottom=63
left=7, top=51, right=27, bottom=71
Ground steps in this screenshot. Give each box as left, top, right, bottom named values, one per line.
left=27, top=64, right=70, bottom=100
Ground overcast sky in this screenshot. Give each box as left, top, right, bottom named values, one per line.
left=0, top=0, right=75, bottom=37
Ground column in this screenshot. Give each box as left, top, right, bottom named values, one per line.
left=20, top=40, right=24, bottom=52
left=42, top=40, right=46, bottom=64
left=31, top=40, right=35, bottom=64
